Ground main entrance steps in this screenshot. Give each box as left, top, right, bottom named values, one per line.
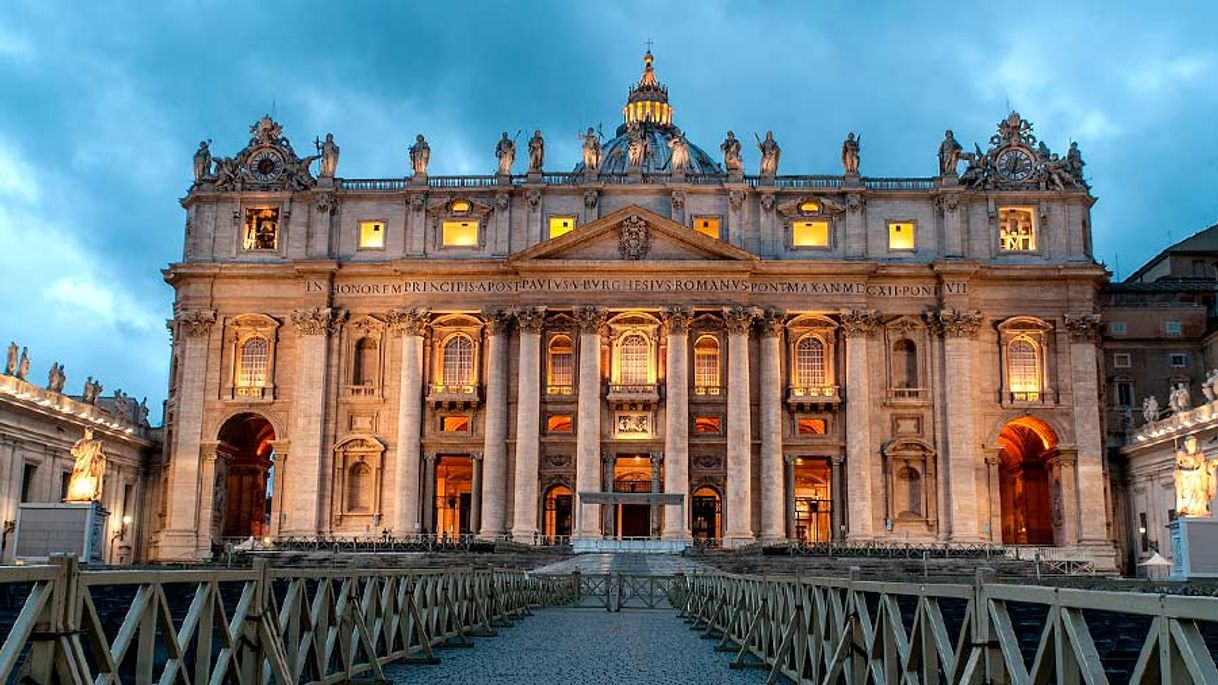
left=531, top=552, right=707, bottom=576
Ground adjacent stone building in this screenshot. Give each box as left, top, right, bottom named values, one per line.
left=0, top=348, right=158, bottom=564
left=152, top=52, right=1115, bottom=567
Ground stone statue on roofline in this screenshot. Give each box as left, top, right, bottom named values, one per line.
left=317, top=133, right=340, bottom=178
left=66, top=427, right=106, bottom=503
left=495, top=131, right=515, bottom=175
left=1142, top=395, right=1160, bottom=424
left=579, top=127, right=601, bottom=171
left=721, top=131, right=743, bottom=173
left=4, top=341, right=16, bottom=376
left=938, top=130, right=962, bottom=176
left=82, top=377, right=102, bottom=405
left=47, top=362, right=65, bottom=393
left=409, top=134, right=430, bottom=176
left=757, top=131, right=781, bottom=176
left=626, top=123, right=649, bottom=171
left=668, top=128, right=690, bottom=173
left=192, top=141, right=212, bottom=183
left=1169, top=382, right=1191, bottom=414
left=16, top=347, right=29, bottom=381
left=840, top=132, right=860, bottom=176
left=528, top=130, right=545, bottom=172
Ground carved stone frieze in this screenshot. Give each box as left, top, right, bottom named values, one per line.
left=407, top=193, right=427, bottom=212
left=495, top=192, right=510, bottom=212
left=574, top=306, right=608, bottom=334
left=315, top=191, right=339, bottom=215
left=839, top=309, right=881, bottom=338
left=543, top=455, right=571, bottom=469
left=291, top=307, right=346, bottom=336
left=670, top=190, right=685, bottom=211
left=722, top=306, right=756, bottom=334
left=176, top=309, right=217, bottom=338
left=935, top=193, right=960, bottom=215
left=514, top=307, right=547, bottom=334
left=846, top=193, right=865, bottom=214
left=618, top=215, right=651, bottom=260
left=928, top=309, right=983, bottom=338
left=1063, top=312, right=1102, bottom=342
left=760, top=193, right=775, bottom=213
left=692, top=454, right=722, bottom=469
left=386, top=307, right=430, bottom=336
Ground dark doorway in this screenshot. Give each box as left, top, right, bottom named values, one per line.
left=216, top=413, right=276, bottom=539
left=619, top=504, right=650, bottom=538
left=997, top=417, right=1060, bottom=545
left=691, top=488, right=721, bottom=541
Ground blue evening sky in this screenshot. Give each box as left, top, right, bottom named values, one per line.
left=1, top=1, right=1216, bottom=423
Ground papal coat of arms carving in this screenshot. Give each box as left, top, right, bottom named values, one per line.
left=618, top=215, right=651, bottom=260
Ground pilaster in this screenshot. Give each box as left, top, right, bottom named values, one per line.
left=1064, top=312, right=1108, bottom=543
left=842, top=309, right=879, bottom=539
left=931, top=308, right=984, bottom=541
left=574, top=306, right=607, bottom=539
left=388, top=307, right=429, bottom=533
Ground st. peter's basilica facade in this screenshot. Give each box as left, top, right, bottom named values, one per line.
left=150, top=52, right=1113, bottom=566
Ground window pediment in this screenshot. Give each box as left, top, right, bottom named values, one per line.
left=426, top=196, right=494, bottom=219
left=997, top=316, right=1053, bottom=333
left=776, top=195, right=846, bottom=219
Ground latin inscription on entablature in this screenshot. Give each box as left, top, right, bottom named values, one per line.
left=308, top=278, right=968, bottom=298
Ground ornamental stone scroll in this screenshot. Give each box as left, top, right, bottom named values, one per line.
left=291, top=307, right=347, bottom=336
left=661, top=306, right=694, bottom=336
left=175, top=309, right=217, bottom=338
left=386, top=307, right=430, bottom=336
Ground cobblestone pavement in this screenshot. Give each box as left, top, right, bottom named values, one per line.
left=530, top=552, right=708, bottom=576
left=384, top=608, right=774, bottom=684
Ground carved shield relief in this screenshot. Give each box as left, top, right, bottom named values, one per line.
left=617, top=215, right=651, bottom=260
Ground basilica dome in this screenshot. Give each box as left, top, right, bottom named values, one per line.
left=573, top=51, right=723, bottom=176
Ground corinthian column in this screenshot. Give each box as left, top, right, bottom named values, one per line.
left=723, top=306, right=756, bottom=544
left=574, top=307, right=607, bottom=539
left=479, top=309, right=511, bottom=538
left=663, top=307, right=692, bottom=540
left=155, top=309, right=215, bottom=560
left=286, top=306, right=346, bottom=535
left=511, top=307, right=546, bottom=540
left=842, top=309, right=879, bottom=539
left=758, top=309, right=785, bottom=541
left=933, top=308, right=983, bottom=541
left=389, top=307, right=429, bottom=534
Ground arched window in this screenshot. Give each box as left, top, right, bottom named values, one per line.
left=1007, top=337, right=1041, bottom=399
left=547, top=336, right=573, bottom=391
left=618, top=332, right=650, bottom=386
left=352, top=337, right=378, bottom=386
left=238, top=337, right=269, bottom=388
left=794, top=336, right=826, bottom=388
left=347, top=462, right=371, bottom=512
left=694, top=336, right=720, bottom=393
left=892, top=339, right=918, bottom=389
left=442, top=335, right=474, bottom=387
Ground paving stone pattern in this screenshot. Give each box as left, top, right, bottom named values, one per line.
left=385, top=608, right=774, bottom=684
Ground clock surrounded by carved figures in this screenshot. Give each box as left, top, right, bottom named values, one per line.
left=248, top=147, right=286, bottom=182
left=995, top=147, right=1034, bottom=181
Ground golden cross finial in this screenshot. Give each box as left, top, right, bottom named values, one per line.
left=645, top=37, right=654, bottom=52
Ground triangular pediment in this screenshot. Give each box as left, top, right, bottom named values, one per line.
left=510, top=205, right=755, bottom=262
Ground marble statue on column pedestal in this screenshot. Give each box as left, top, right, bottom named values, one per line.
left=1142, top=395, right=1160, bottom=424
left=840, top=132, right=860, bottom=175
left=527, top=130, right=545, bottom=172
left=317, top=133, right=340, bottom=178
left=1170, top=383, right=1191, bottom=414
left=757, top=131, right=781, bottom=176
left=938, top=130, right=962, bottom=176
left=192, top=141, right=212, bottom=183
left=1174, top=435, right=1215, bottom=518
left=66, top=428, right=106, bottom=503
left=579, top=127, right=601, bottom=171
left=668, top=128, right=689, bottom=173
left=495, top=131, right=515, bottom=175
left=409, top=134, right=430, bottom=176
left=721, top=131, right=742, bottom=173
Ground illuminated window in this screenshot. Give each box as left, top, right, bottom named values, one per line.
left=693, top=216, right=721, bottom=240
left=242, top=208, right=279, bottom=251
left=888, top=221, right=915, bottom=250
left=450, top=199, right=472, bottom=213
left=442, top=220, right=480, bottom=247
left=549, top=216, right=576, bottom=239
left=694, top=416, right=721, bottom=434
left=346, top=463, right=372, bottom=512
left=794, top=336, right=826, bottom=387
left=618, top=333, right=650, bottom=385
left=792, top=221, right=830, bottom=248
left=358, top=221, right=385, bottom=249
left=547, top=414, right=573, bottom=433
left=547, top=336, right=573, bottom=392
left=1006, top=338, right=1041, bottom=398
left=799, top=201, right=821, bottom=214
left=441, top=416, right=471, bottom=432
left=797, top=418, right=827, bottom=435
left=693, top=336, right=720, bottom=393
left=238, top=337, right=269, bottom=388
left=442, top=335, right=475, bottom=386
left=998, top=208, right=1036, bottom=251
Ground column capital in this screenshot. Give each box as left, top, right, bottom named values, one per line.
left=291, top=307, right=347, bottom=336
left=470, top=452, right=484, bottom=462
left=649, top=451, right=663, bottom=465
left=784, top=454, right=799, bottom=465
left=387, top=307, right=430, bottom=336
left=839, top=309, right=881, bottom=338
left=174, top=309, right=217, bottom=338
left=927, top=308, right=983, bottom=338
left=722, top=305, right=757, bottom=334
left=661, top=306, right=694, bottom=335
left=514, top=306, right=547, bottom=334
left=1063, top=312, right=1102, bottom=343
left=423, top=452, right=437, bottom=464
left=984, top=454, right=1001, bottom=467
left=481, top=308, right=513, bottom=335
left=574, top=306, right=608, bottom=334
left=759, top=308, right=786, bottom=337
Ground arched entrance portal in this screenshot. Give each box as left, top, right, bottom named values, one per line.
left=996, top=417, right=1060, bottom=545
left=691, top=486, right=721, bottom=541
left=542, top=485, right=573, bottom=540
left=216, top=413, right=276, bottom=539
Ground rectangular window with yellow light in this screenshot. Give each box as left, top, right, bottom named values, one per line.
left=693, top=216, right=720, bottom=240
left=358, top=220, right=385, bottom=250
left=548, top=215, right=576, bottom=239
left=888, top=221, right=915, bottom=251
left=441, top=219, right=480, bottom=247
left=791, top=220, right=830, bottom=249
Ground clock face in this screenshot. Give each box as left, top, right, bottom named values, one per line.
left=996, top=148, right=1034, bottom=181
left=248, top=147, right=285, bottom=182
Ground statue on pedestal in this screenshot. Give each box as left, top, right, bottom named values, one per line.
left=16, top=347, right=28, bottom=381
left=721, top=131, right=742, bottom=173
left=4, top=341, right=16, bottom=376
left=1174, top=435, right=1215, bottom=517
left=1142, top=395, right=1160, bottom=424
left=579, top=127, right=601, bottom=171
left=409, top=134, right=430, bottom=176
left=757, top=131, right=781, bottom=176
left=192, top=141, right=212, bottom=183
left=668, top=128, right=690, bottom=173
left=1205, top=370, right=1218, bottom=403
left=82, top=377, right=102, bottom=405
left=317, top=133, right=340, bottom=178
left=527, top=130, right=545, bottom=172
left=47, top=362, right=65, bottom=393
left=1170, top=383, right=1191, bottom=414
left=840, top=132, right=860, bottom=175
left=66, top=428, right=106, bottom=503
left=938, top=130, right=962, bottom=176
left=495, top=131, right=516, bottom=175
left=626, top=123, right=649, bottom=171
